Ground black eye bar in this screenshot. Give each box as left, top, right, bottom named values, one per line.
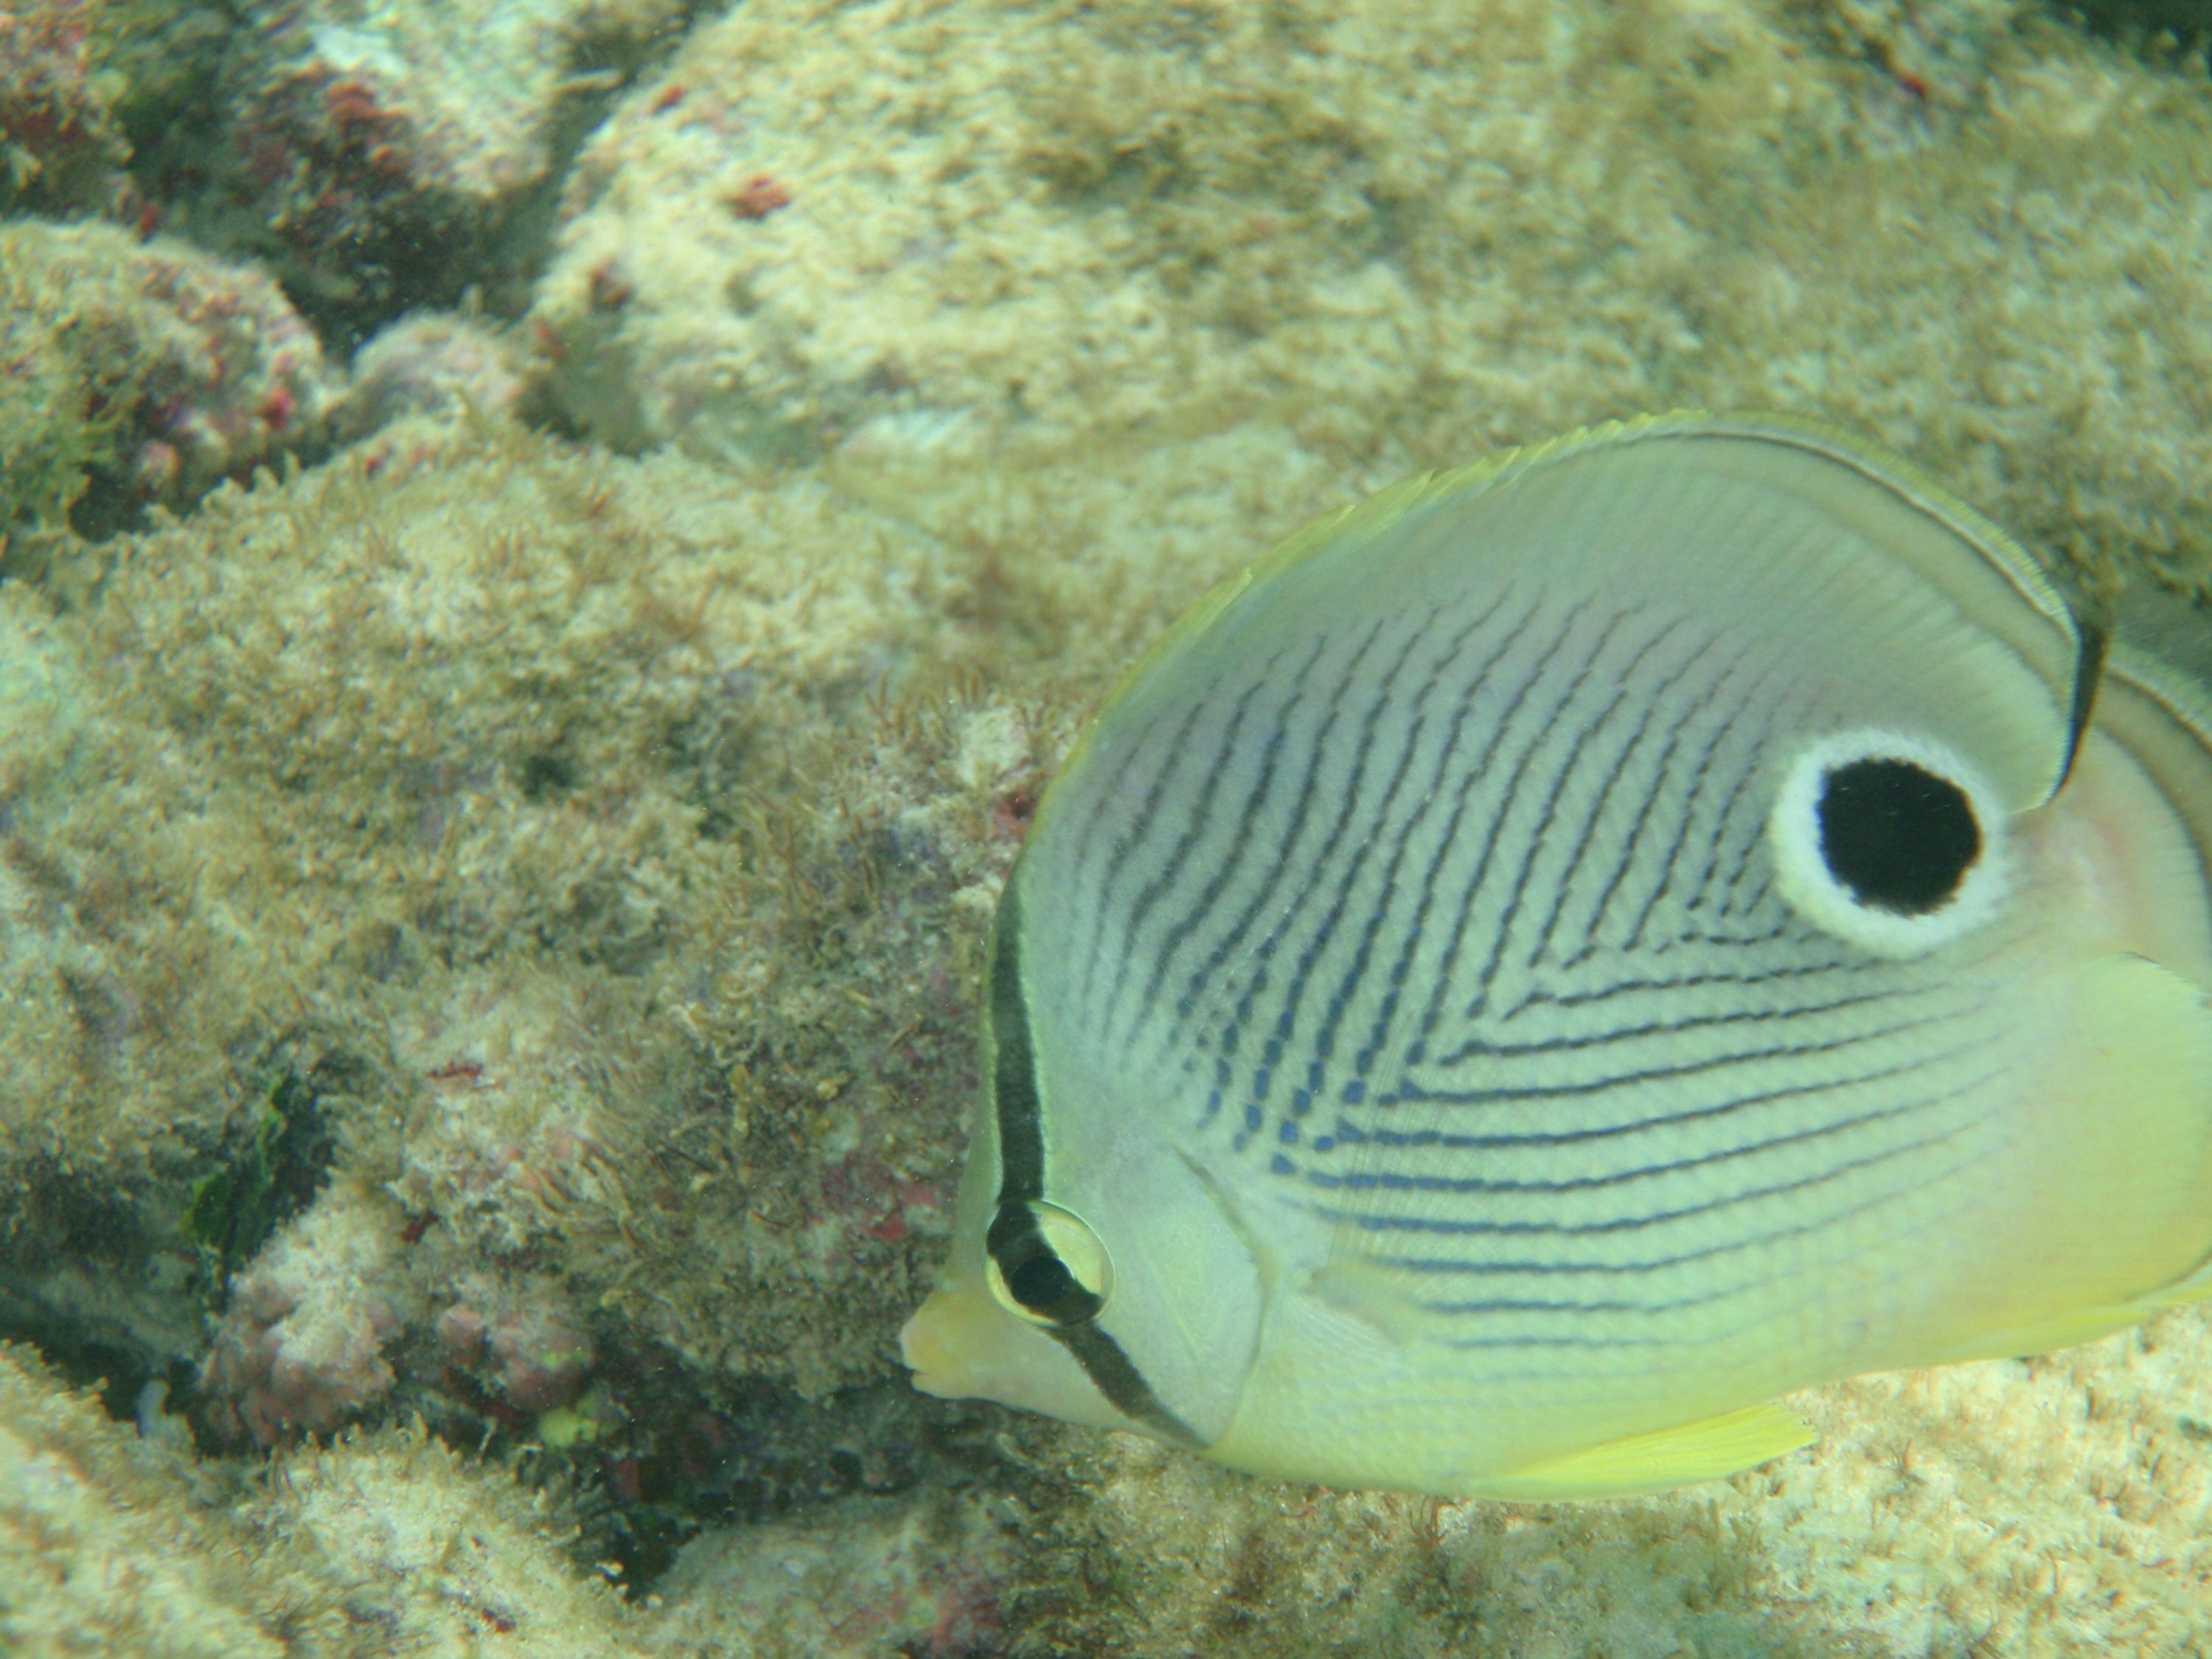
left=984, top=877, right=1205, bottom=1447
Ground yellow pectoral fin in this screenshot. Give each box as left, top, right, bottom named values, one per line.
left=2152, top=1250, right=2212, bottom=1310
left=2090, top=953, right=2212, bottom=1317
left=1472, top=1405, right=1815, bottom=1503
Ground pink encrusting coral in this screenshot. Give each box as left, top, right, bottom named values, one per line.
left=435, top=1274, right=596, bottom=1416
left=335, top=311, right=526, bottom=439
left=199, top=1178, right=420, bottom=1445
left=648, top=1488, right=1015, bottom=1659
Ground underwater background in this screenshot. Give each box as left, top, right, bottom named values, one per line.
left=4, top=0, right=2212, bottom=1653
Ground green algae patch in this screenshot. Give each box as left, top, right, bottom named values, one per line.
left=0, top=245, right=120, bottom=527
left=183, top=1069, right=338, bottom=1295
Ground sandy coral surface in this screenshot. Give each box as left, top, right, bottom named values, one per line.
left=5, top=0, right=2212, bottom=1655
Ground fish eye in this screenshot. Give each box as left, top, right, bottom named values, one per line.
left=1770, top=729, right=2009, bottom=958
left=985, top=1200, right=1113, bottom=1329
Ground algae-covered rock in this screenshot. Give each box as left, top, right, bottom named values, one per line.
left=1001, top=1310, right=2212, bottom=1656
left=0, top=1343, right=287, bottom=1659
left=531, top=0, right=1858, bottom=465
left=247, top=1418, right=649, bottom=1655
left=2, top=411, right=1048, bottom=1492
left=2066, top=0, right=2212, bottom=45
left=530, top=0, right=2059, bottom=473
left=1697, top=47, right=2212, bottom=594
left=529, top=0, right=2212, bottom=597
left=0, top=220, right=332, bottom=532
left=0, top=1342, right=654, bottom=1658
left=0, top=0, right=132, bottom=218
left=186, top=0, right=701, bottom=344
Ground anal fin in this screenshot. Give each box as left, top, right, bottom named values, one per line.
left=1471, top=1403, right=1815, bottom=1502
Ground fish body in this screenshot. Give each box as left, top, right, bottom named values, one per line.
left=902, top=414, right=2212, bottom=1500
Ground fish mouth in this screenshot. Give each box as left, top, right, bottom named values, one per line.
left=897, top=1284, right=985, bottom=1398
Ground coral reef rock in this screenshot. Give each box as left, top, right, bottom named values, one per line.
left=0, top=220, right=333, bottom=532
left=335, top=310, right=529, bottom=439
left=0, top=0, right=131, bottom=217
left=0, top=1342, right=651, bottom=1658
left=201, top=0, right=700, bottom=341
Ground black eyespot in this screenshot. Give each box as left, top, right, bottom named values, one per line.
left=1815, top=757, right=1981, bottom=915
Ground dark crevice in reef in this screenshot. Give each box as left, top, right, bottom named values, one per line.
left=415, top=1340, right=1014, bottom=1596
left=0, top=1053, right=346, bottom=1433
left=2059, top=0, right=2212, bottom=49
left=0, top=1277, right=202, bottom=1426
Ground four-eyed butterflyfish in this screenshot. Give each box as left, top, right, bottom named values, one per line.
left=901, top=413, right=2212, bottom=1500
